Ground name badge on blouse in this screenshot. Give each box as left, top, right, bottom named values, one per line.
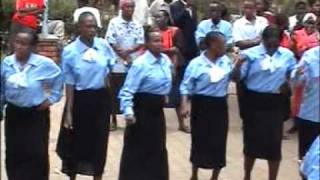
left=208, top=65, right=226, bottom=83
left=82, top=48, right=99, bottom=62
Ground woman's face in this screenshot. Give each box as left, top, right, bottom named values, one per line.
left=154, top=11, right=169, bottom=28
left=147, top=32, right=163, bottom=55
left=79, top=15, right=97, bottom=40
left=208, top=36, right=226, bottom=57
left=14, top=33, right=33, bottom=59
left=263, top=36, right=280, bottom=53
left=209, top=3, right=222, bottom=22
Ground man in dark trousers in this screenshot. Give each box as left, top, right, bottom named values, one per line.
left=170, top=0, right=198, bottom=63
left=169, top=0, right=198, bottom=133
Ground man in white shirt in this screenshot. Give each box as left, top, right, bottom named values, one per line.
left=289, top=0, right=308, bottom=32
left=233, top=0, right=269, bottom=50
left=133, top=0, right=150, bottom=26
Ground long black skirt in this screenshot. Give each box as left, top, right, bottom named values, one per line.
left=57, top=88, right=111, bottom=176
left=110, top=73, right=126, bottom=114
left=297, top=118, right=320, bottom=159
left=5, top=103, right=50, bottom=180
left=190, top=95, right=229, bottom=169
left=243, top=90, right=286, bottom=161
left=119, top=93, right=169, bottom=180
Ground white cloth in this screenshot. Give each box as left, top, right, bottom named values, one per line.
left=82, top=48, right=99, bottom=62
left=73, top=7, right=102, bottom=28
left=133, top=0, right=150, bottom=26
left=208, top=65, right=227, bottom=83
left=232, top=16, right=269, bottom=43
left=7, top=64, right=32, bottom=88
left=289, top=15, right=298, bottom=32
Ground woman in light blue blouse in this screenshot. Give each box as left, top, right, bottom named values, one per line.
left=291, top=46, right=320, bottom=162
left=180, top=31, right=233, bottom=180
left=233, top=26, right=297, bottom=180
left=1, top=30, right=63, bottom=180
left=118, top=27, right=172, bottom=180
left=57, top=12, right=115, bottom=180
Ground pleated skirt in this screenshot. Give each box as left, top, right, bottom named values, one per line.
left=5, top=103, right=50, bottom=180
left=119, top=93, right=169, bottom=180
left=190, top=95, right=229, bottom=169
left=57, top=88, right=111, bottom=176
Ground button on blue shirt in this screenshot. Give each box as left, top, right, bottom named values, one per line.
left=1, top=53, right=63, bottom=108
left=62, top=37, right=116, bottom=90
left=291, top=46, right=319, bottom=123
left=195, top=19, right=233, bottom=46
left=300, top=136, right=320, bottom=180
left=119, top=50, right=173, bottom=116
left=180, top=52, right=233, bottom=97
left=241, top=44, right=296, bottom=93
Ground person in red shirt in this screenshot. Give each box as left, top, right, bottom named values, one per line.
left=10, top=0, right=45, bottom=49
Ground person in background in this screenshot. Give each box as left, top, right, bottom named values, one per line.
left=232, top=0, right=269, bottom=122
left=170, top=0, right=198, bottom=64
left=1, top=30, right=63, bottom=180
left=118, top=27, right=171, bottom=180
left=59, top=12, right=115, bottom=180
left=221, top=3, right=231, bottom=22
left=10, top=0, right=45, bottom=48
left=291, top=46, right=320, bottom=164
left=256, top=0, right=275, bottom=24
left=300, top=136, right=320, bottom=180
left=289, top=1, right=309, bottom=32
left=195, top=1, right=233, bottom=51
left=133, top=0, right=150, bottom=26
left=275, top=13, right=292, bottom=49
left=309, top=0, right=320, bottom=17
left=292, top=13, right=319, bottom=59
left=180, top=31, right=233, bottom=180
left=153, top=8, right=189, bottom=133
left=149, top=0, right=172, bottom=19
left=233, top=0, right=269, bottom=51
left=233, top=26, right=296, bottom=180
left=106, top=0, right=145, bottom=130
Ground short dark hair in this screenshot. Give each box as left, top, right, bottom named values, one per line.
left=262, top=25, right=282, bottom=41
left=204, top=31, right=226, bottom=48
left=295, top=1, right=308, bottom=8
left=144, top=26, right=160, bottom=43
left=308, top=0, right=320, bottom=6
left=16, top=29, right=38, bottom=46
left=78, top=11, right=97, bottom=26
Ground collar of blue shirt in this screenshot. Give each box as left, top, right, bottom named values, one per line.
left=6, top=53, right=41, bottom=67
left=258, top=43, right=283, bottom=57
left=75, top=37, right=101, bottom=53
left=145, top=50, right=167, bottom=65
left=200, top=51, right=225, bottom=67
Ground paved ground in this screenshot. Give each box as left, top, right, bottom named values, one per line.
left=1, top=93, right=301, bottom=180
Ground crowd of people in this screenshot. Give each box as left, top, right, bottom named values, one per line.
left=0, top=0, right=319, bottom=180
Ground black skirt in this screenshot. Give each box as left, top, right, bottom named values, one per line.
left=5, top=103, right=50, bottom=180
left=110, top=73, right=127, bottom=114
left=243, top=90, right=286, bottom=161
left=297, top=118, right=320, bottom=159
left=56, top=88, right=111, bottom=176
left=190, top=95, right=229, bottom=169
left=119, top=93, right=169, bottom=180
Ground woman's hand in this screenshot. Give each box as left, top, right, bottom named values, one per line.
left=180, top=102, right=190, bottom=119
left=125, top=114, right=136, bottom=126
left=63, top=111, right=73, bottom=130
left=37, top=99, right=51, bottom=111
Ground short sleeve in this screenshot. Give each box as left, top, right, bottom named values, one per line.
left=105, top=20, right=117, bottom=44
left=232, top=21, right=244, bottom=43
